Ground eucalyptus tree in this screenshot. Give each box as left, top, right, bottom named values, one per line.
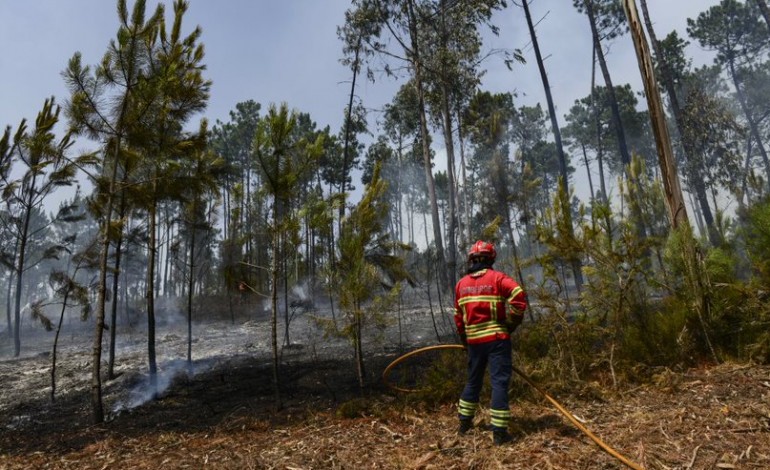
left=418, top=0, right=509, bottom=287
left=562, top=98, right=603, bottom=204
left=0, top=98, right=81, bottom=357
left=382, top=83, right=423, bottom=245
left=340, top=0, right=450, bottom=289
left=679, top=66, right=744, bottom=243
left=564, top=85, right=649, bottom=189
left=521, top=0, right=583, bottom=291
left=688, top=0, right=770, bottom=183
left=655, top=31, right=742, bottom=245
left=574, top=0, right=633, bottom=173
left=511, top=104, right=550, bottom=225
left=462, top=91, right=529, bottom=283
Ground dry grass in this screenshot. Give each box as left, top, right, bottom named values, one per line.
left=1, top=358, right=768, bottom=469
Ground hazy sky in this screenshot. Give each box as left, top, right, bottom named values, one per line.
left=1, top=0, right=720, bottom=182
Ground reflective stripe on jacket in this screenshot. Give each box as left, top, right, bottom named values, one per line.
left=454, top=268, right=527, bottom=345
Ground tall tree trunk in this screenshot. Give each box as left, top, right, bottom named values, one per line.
left=580, top=143, right=596, bottom=200
left=623, top=0, right=689, bottom=230
left=694, top=176, right=718, bottom=241
left=108, top=189, right=128, bottom=380
left=440, top=91, right=459, bottom=288
left=727, top=59, right=770, bottom=181
left=523, top=0, right=583, bottom=292
left=146, top=199, right=158, bottom=395
left=13, top=175, right=38, bottom=356
left=590, top=43, right=610, bottom=206
left=354, top=301, right=366, bottom=390
left=270, top=201, right=282, bottom=407
left=282, top=232, right=290, bottom=347
left=92, top=138, right=123, bottom=423
left=186, top=205, right=197, bottom=371
left=439, top=0, right=459, bottom=289
left=585, top=0, right=632, bottom=170
left=585, top=0, right=647, bottom=239
left=340, top=36, right=362, bottom=229
left=687, top=190, right=705, bottom=238
left=407, top=0, right=448, bottom=291
left=455, top=104, right=472, bottom=248
left=5, top=266, right=14, bottom=339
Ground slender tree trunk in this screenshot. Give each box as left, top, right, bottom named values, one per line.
left=524, top=0, right=583, bottom=292
left=5, top=267, right=14, bottom=339
left=407, top=0, right=449, bottom=292
left=740, top=136, right=753, bottom=209
left=51, top=286, right=71, bottom=402
left=580, top=143, right=596, bottom=200
left=422, top=211, right=441, bottom=342
left=455, top=105, right=472, bottom=248
left=586, top=0, right=647, bottom=238
left=340, top=36, right=361, bottom=228
left=92, top=138, right=123, bottom=424
left=163, top=205, right=172, bottom=297
left=108, top=189, right=128, bottom=380
left=585, top=0, right=632, bottom=170
left=727, top=60, right=770, bottom=181
left=283, top=232, right=290, bottom=347
left=146, top=200, right=158, bottom=395
left=186, top=206, right=196, bottom=371
left=439, top=0, right=459, bottom=289
left=590, top=43, right=610, bottom=206
left=354, top=301, right=365, bottom=389
left=270, top=202, right=281, bottom=407
left=693, top=179, right=718, bottom=244
left=13, top=177, right=37, bottom=356
left=686, top=190, right=705, bottom=239
left=440, top=92, right=459, bottom=288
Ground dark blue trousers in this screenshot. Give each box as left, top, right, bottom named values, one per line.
left=459, top=338, right=512, bottom=429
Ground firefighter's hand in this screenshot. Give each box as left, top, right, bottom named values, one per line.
left=506, top=316, right=523, bottom=333
left=459, top=334, right=468, bottom=349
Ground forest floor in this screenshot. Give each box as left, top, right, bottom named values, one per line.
left=1, top=306, right=770, bottom=469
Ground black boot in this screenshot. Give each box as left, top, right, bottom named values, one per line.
left=492, top=428, right=512, bottom=445
left=458, top=418, right=473, bottom=435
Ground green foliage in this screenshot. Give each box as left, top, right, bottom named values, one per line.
left=523, top=160, right=770, bottom=384
left=741, top=197, right=770, bottom=282
left=334, top=162, right=412, bottom=386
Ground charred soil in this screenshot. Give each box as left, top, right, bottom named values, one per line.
left=1, top=311, right=770, bottom=469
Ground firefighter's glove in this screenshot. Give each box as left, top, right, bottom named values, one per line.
left=506, top=315, right=523, bottom=333
left=459, top=333, right=468, bottom=349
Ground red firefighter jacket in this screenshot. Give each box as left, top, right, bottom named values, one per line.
left=454, top=268, right=527, bottom=345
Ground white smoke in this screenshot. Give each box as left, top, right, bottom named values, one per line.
left=111, top=358, right=195, bottom=415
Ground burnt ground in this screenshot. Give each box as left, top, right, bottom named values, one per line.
left=1, top=305, right=770, bottom=469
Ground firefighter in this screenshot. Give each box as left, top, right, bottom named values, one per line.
left=454, top=240, right=528, bottom=445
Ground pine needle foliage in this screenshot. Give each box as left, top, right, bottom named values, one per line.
left=334, top=162, right=412, bottom=389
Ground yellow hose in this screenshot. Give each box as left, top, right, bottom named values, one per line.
left=382, top=344, right=644, bottom=470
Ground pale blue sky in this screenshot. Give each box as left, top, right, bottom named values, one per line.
left=1, top=0, right=719, bottom=172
